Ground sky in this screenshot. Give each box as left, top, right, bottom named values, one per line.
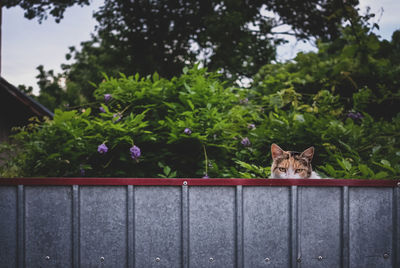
left=2, top=0, right=399, bottom=94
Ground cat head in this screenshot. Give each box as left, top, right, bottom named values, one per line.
left=270, top=143, right=314, bottom=179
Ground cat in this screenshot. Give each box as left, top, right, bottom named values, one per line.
left=270, top=143, right=321, bottom=179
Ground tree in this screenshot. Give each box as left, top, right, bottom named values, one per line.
left=253, top=21, right=400, bottom=119
left=2, top=0, right=90, bottom=23
left=74, top=0, right=360, bottom=77
left=27, top=65, right=85, bottom=111
left=5, top=0, right=360, bottom=104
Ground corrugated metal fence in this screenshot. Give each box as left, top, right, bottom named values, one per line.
left=0, top=178, right=399, bottom=268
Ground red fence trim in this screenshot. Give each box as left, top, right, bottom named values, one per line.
left=0, top=178, right=398, bottom=187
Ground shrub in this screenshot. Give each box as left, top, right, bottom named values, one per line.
left=1, top=64, right=399, bottom=179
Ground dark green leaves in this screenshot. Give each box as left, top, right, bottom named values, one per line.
left=1, top=64, right=399, bottom=179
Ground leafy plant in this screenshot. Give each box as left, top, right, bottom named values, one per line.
left=1, top=59, right=399, bottom=179
left=157, top=162, right=177, bottom=178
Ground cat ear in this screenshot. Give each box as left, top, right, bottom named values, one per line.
left=300, top=146, right=314, bottom=161
left=271, top=143, right=284, bottom=159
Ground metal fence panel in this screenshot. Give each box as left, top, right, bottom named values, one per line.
left=298, top=187, right=342, bottom=268
left=25, top=186, right=72, bottom=268
left=395, top=187, right=400, bottom=267
left=189, top=186, right=236, bottom=268
left=243, top=186, right=290, bottom=268
left=0, top=180, right=399, bottom=268
left=0, top=186, right=17, bottom=268
left=349, top=187, right=393, bottom=268
left=134, top=186, right=182, bottom=268
left=79, top=186, right=127, bottom=268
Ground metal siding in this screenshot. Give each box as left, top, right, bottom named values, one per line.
left=79, top=186, right=127, bottom=268
left=349, top=187, right=393, bottom=268
left=134, top=186, right=182, bottom=268
left=394, top=186, right=400, bottom=268
left=243, top=186, right=290, bottom=268
left=0, top=186, right=17, bottom=268
left=298, top=187, right=341, bottom=268
left=24, top=186, right=72, bottom=268
left=189, top=186, right=236, bottom=268
left=0, top=182, right=398, bottom=268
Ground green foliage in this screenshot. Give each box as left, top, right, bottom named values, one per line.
left=1, top=66, right=256, bottom=178
left=90, top=66, right=259, bottom=178
left=253, top=24, right=400, bottom=119
left=249, top=23, right=400, bottom=179
left=157, top=162, right=177, bottom=178
left=2, top=0, right=90, bottom=23
left=1, top=64, right=399, bottom=179
left=10, top=0, right=361, bottom=106
left=3, top=1, right=398, bottom=179
left=34, top=65, right=86, bottom=111
left=1, top=106, right=150, bottom=177
left=236, top=161, right=271, bottom=179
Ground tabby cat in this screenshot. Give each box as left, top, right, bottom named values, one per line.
left=270, top=144, right=321, bottom=179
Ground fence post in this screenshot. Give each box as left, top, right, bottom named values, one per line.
left=342, top=186, right=350, bottom=268
left=72, top=185, right=80, bottom=268
left=236, top=185, right=244, bottom=268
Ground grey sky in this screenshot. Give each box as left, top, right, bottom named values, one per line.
left=2, top=0, right=399, bottom=94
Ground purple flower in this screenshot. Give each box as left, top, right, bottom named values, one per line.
left=97, top=143, right=108, bottom=154
left=202, top=174, right=209, bottom=179
left=347, top=112, right=363, bottom=120
left=184, top=128, right=192, bottom=135
left=247, top=123, right=256, bottom=130
left=241, top=137, right=251, bottom=147
left=99, top=106, right=106, bottom=113
left=239, top=98, right=249, bottom=104
left=113, top=113, right=122, bottom=123
left=130, top=145, right=141, bottom=160
left=104, top=94, right=112, bottom=102
left=79, top=165, right=85, bottom=176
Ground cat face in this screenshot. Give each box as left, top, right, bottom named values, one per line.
left=270, top=144, right=314, bottom=179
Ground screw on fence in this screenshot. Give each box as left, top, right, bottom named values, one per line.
left=209, top=257, right=214, bottom=262
left=383, top=253, right=390, bottom=259
left=183, top=181, right=188, bottom=186
left=100, top=256, right=105, bottom=262
left=264, top=257, right=271, bottom=262
left=155, top=257, right=161, bottom=262
left=317, top=256, right=323, bottom=261
left=44, top=256, right=50, bottom=261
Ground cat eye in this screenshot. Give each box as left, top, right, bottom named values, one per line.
left=278, top=167, right=287, bottom=172
left=295, top=169, right=305, bottom=173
